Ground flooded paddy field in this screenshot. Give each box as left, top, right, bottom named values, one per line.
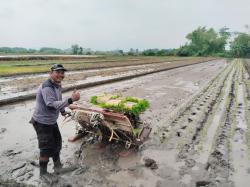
left=1, top=58, right=250, bottom=187
left=0, top=57, right=214, bottom=104
left=0, top=56, right=203, bottom=76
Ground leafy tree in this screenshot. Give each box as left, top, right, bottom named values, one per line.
left=142, top=48, right=176, bottom=56
left=71, top=44, right=79, bottom=55
left=79, top=47, right=83, bottom=55
left=142, top=49, right=158, bottom=56
left=219, top=27, right=231, bottom=39
left=128, top=48, right=135, bottom=55
left=0, top=47, right=37, bottom=54
left=39, top=47, right=63, bottom=54
left=176, top=45, right=192, bottom=56
left=230, top=33, right=250, bottom=57
left=118, top=50, right=124, bottom=55
left=179, top=26, right=229, bottom=56
left=157, top=49, right=176, bottom=56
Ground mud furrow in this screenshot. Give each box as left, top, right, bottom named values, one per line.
left=144, top=60, right=232, bottom=185
left=180, top=63, right=237, bottom=184
left=152, top=59, right=250, bottom=187
left=179, top=64, right=236, bottom=186
left=230, top=60, right=250, bottom=187
left=151, top=60, right=242, bottom=186
left=243, top=59, right=250, bottom=152
left=202, top=64, right=237, bottom=187
left=156, top=60, right=234, bottom=145
left=178, top=63, right=237, bottom=186
left=180, top=60, right=250, bottom=187
left=0, top=59, right=218, bottom=106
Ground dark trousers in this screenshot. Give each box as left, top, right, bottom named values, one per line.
left=32, top=119, right=62, bottom=158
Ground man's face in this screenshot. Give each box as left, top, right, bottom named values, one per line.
left=50, top=70, right=65, bottom=84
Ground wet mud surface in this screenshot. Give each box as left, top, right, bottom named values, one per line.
left=0, top=58, right=214, bottom=101
left=2, top=59, right=250, bottom=186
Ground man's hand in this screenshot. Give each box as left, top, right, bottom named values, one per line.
left=71, top=89, right=80, bottom=101
left=61, top=111, right=71, bottom=116
left=69, top=104, right=79, bottom=110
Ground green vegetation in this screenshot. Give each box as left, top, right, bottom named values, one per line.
left=71, top=44, right=85, bottom=55
left=176, top=26, right=250, bottom=58
left=142, top=26, right=249, bottom=58
left=0, top=47, right=64, bottom=54
left=176, top=27, right=230, bottom=56
left=0, top=47, right=35, bottom=54
left=230, top=33, right=250, bottom=58
left=0, top=56, right=198, bottom=76
left=90, top=95, right=98, bottom=104
left=142, top=49, right=176, bottom=56
left=90, top=94, right=150, bottom=116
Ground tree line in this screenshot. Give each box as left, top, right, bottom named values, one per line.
left=142, top=26, right=250, bottom=58
left=176, top=26, right=250, bottom=58
left=1, top=26, right=250, bottom=58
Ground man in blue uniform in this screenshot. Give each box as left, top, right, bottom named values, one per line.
left=30, top=64, right=80, bottom=177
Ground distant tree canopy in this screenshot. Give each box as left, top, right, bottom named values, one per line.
left=140, top=27, right=235, bottom=57
left=0, top=47, right=64, bottom=54
left=230, top=33, right=250, bottom=57
left=71, top=44, right=80, bottom=55
left=176, top=27, right=230, bottom=56
left=39, top=47, right=63, bottom=54
left=128, top=48, right=139, bottom=56
left=71, top=44, right=90, bottom=55
left=0, top=47, right=36, bottom=54
left=142, top=49, right=176, bottom=56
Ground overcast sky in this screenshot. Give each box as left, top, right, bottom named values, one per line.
left=0, top=0, right=249, bottom=50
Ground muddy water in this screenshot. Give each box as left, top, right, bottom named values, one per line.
left=0, top=63, right=160, bottom=83
left=0, top=59, right=212, bottom=101
left=0, top=60, right=226, bottom=186
left=166, top=59, right=250, bottom=187
left=197, top=64, right=234, bottom=164
left=0, top=61, right=173, bottom=100
left=231, top=63, right=250, bottom=186
left=0, top=63, right=157, bottom=100
left=146, top=59, right=235, bottom=187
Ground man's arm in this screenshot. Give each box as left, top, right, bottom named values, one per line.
left=41, top=87, right=72, bottom=110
